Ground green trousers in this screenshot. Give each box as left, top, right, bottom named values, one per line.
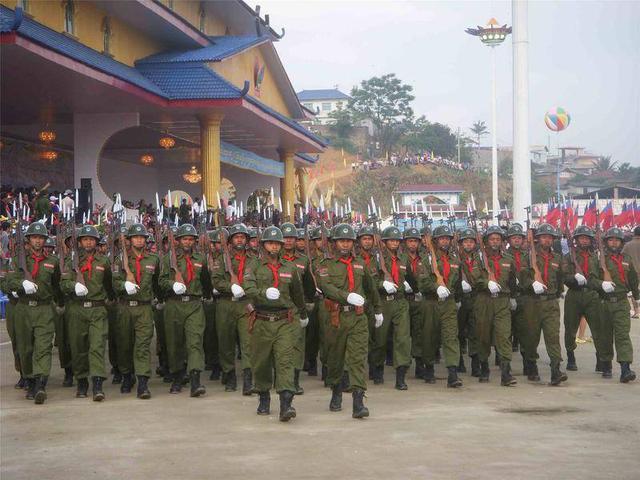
left=423, top=298, right=459, bottom=367
left=55, top=306, right=72, bottom=369
left=293, top=318, right=305, bottom=370
left=317, top=300, right=329, bottom=365
left=473, top=294, right=512, bottom=363
left=564, top=289, right=601, bottom=355
left=524, top=297, right=562, bottom=363
left=164, top=299, right=205, bottom=374
left=326, top=311, right=368, bottom=390
left=510, top=295, right=529, bottom=355
left=600, top=298, right=633, bottom=363
left=371, top=297, right=410, bottom=368
left=67, top=303, right=108, bottom=379
left=215, top=298, right=251, bottom=373
left=458, top=294, right=477, bottom=357
left=203, top=299, right=219, bottom=368
left=14, top=303, right=55, bottom=378
left=251, top=318, right=296, bottom=392
left=408, top=297, right=425, bottom=359
left=117, top=304, right=154, bottom=377
left=107, top=303, right=119, bottom=370
left=5, top=301, right=21, bottom=374
left=304, top=302, right=320, bottom=366
left=154, top=306, right=168, bottom=371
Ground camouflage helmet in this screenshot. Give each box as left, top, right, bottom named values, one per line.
left=261, top=226, right=284, bottom=243
left=432, top=225, right=454, bottom=239
left=403, top=227, right=421, bottom=240
left=420, top=225, right=432, bottom=236
left=248, top=227, right=258, bottom=239
left=296, top=228, right=305, bottom=239
left=332, top=223, right=357, bottom=241
left=25, top=222, right=48, bottom=238
left=45, top=236, right=56, bottom=247
left=126, top=223, right=149, bottom=238
left=209, top=227, right=227, bottom=243
left=603, top=227, right=624, bottom=241
left=573, top=225, right=595, bottom=238
left=311, top=225, right=330, bottom=240
left=381, top=226, right=402, bottom=241
left=280, top=222, right=297, bottom=238
left=78, top=224, right=100, bottom=239
left=457, top=227, right=477, bottom=241
left=535, top=223, right=558, bottom=238
left=357, top=225, right=376, bottom=238
left=98, top=236, right=107, bottom=246
left=506, top=223, right=525, bottom=238
left=483, top=225, right=505, bottom=239
left=227, top=223, right=249, bottom=239
left=175, top=224, right=198, bottom=239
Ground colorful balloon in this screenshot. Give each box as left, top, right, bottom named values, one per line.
left=544, top=107, right=571, bottom=132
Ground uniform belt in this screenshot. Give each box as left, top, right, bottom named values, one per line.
left=255, top=309, right=291, bottom=322
left=570, top=286, right=589, bottom=291
left=120, top=300, right=152, bottom=307
left=405, top=292, right=423, bottom=302
left=19, top=298, right=46, bottom=307
left=383, top=294, right=397, bottom=301
left=603, top=295, right=626, bottom=303
left=168, top=295, right=202, bottom=303
left=74, top=300, right=106, bottom=308
left=532, top=295, right=557, bottom=302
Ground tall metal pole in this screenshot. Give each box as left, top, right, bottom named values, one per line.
left=491, top=46, right=499, bottom=223
left=512, top=0, right=530, bottom=223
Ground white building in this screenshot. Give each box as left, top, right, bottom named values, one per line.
left=297, top=89, right=351, bottom=125
left=394, top=184, right=464, bottom=212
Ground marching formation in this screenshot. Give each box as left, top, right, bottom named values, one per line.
left=1, top=193, right=638, bottom=424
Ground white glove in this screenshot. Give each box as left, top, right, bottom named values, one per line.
left=510, top=298, right=518, bottom=311
left=516, top=277, right=520, bottom=286
left=212, top=288, right=220, bottom=296
left=574, top=273, right=587, bottom=286
left=155, top=302, right=165, bottom=311
left=532, top=281, right=546, bottom=295
left=75, top=283, right=89, bottom=297
left=22, top=280, right=38, bottom=295
left=602, top=281, right=615, bottom=293
left=266, top=287, right=280, bottom=300
left=383, top=280, right=398, bottom=294
left=172, top=282, right=187, bottom=295
left=456, top=302, right=461, bottom=310
left=374, top=313, right=384, bottom=328
left=124, top=281, right=139, bottom=296
left=403, top=281, right=413, bottom=294
left=461, top=280, right=472, bottom=293
left=316, top=287, right=323, bottom=295
left=347, top=292, right=365, bottom=306
left=231, top=283, right=245, bottom=298
left=437, top=285, right=450, bottom=300
left=11, top=291, right=19, bottom=299
left=488, top=281, right=501, bottom=295
left=300, top=317, right=309, bottom=328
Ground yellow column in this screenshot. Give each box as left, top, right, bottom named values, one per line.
left=296, top=167, right=308, bottom=206
left=198, top=113, right=224, bottom=202
left=279, top=149, right=296, bottom=217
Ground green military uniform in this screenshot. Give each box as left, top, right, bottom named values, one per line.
left=308, top=226, right=331, bottom=381
left=505, top=223, right=529, bottom=361
left=0, top=267, right=23, bottom=387
left=458, top=246, right=481, bottom=374
left=204, top=228, right=224, bottom=380
left=107, top=226, right=128, bottom=384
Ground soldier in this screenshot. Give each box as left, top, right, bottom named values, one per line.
left=562, top=225, right=602, bottom=372
left=421, top=225, right=463, bottom=388
left=316, top=224, right=382, bottom=418
left=60, top=225, right=115, bottom=401
left=0, top=261, right=24, bottom=389
left=56, top=228, right=76, bottom=387
left=6, top=222, right=61, bottom=404
left=467, top=225, right=517, bottom=386
left=203, top=228, right=224, bottom=381
left=244, top=226, right=308, bottom=421
left=295, top=228, right=306, bottom=255
left=153, top=227, right=176, bottom=383
left=505, top=223, right=530, bottom=373
left=598, top=227, right=638, bottom=382
left=247, top=227, right=259, bottom=257
left=108, top=226, right=129, bottom=385
left=44, top=236, right=56, bottom=256
left=112, top=223, right=160, bottom=399
left=211, top=223, right=257, bottom=394
left=522, top=223, right=568, bottom=385
left=159, top=223, right=211, bottom=396
left=457, top=227, right=481, bottom=376
left=310, top=225, right=331, bottom=382
left=356, top=225, right=379, bottom=381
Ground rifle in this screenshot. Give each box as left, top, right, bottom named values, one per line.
left=476, top=230, right=497, bottom=282
left=425, top=233, right=446, bottom=287
left=319, top=221, right=332, bottom=260
left=70, top=216, right=85, bottom=285
left=119, top=228, right=135, bottom=284
left=167, top=226, right=184, bottom=284
left=564, top=226, right=583, bottom=276
left=595, top=228, right=613, bottom=283
left=56, top=221, right=66, bottom=275
left=527, top=227, right=544, bottom=285
left=452, top=230, right=468, bottom=283
left=304, top=224, right=319, bottom=291
left=373, top=227, right=393, bottom=283
left=15, top=215, right=33, bottom=283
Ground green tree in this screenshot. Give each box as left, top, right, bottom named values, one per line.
left=470, top=120, right=488, bottom=163
left=595, top=155, right=618, bottom=172
left=327, top=107, right=357, bottom=153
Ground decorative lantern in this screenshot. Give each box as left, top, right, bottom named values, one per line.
left=41, top=150, right=58, bottom=161
left=159, top=136, right=176, bottom=149
left=140, top=154, right=154, bottom=166
left=38, top=130, right=56, bottom=143
left=183, top=165, right=202, bottom=183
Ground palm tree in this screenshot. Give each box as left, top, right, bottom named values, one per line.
left=470, top=121, right=489, bottom=163
left=595, top=155, right=618, bottom=172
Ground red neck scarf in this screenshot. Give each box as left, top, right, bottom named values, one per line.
left=513, top=250, right=521, bottom=272
left=184, top=254, right=195, bottom=286
left=490, top=253, right=502, bottom=279
left=580, top=251, right=590, bottom=276
left=464, top=252, right=474, bottom=274
left=390, top=255, right=400, bottom=285
left=540, top=251, right=553, bottom=285
left=610, top=254, right=626, bottom=283
left=235, top=253, right=246, bottom=285
left=339, top=256, right=355, bottom=291
left=80, top=255, right=94, bottom=281
left=134, top=251, right=145, bottom=284
left=361, top=251, right=371, bottom=267
left=440, top=252, right=450, bottom=284
left=31, top=252, right=45, bottom=279
left=282, top=253, right=296, bottom=262
left=266, top=262, right=281, bottom=288
left=409, top=254, right=419, bottom=275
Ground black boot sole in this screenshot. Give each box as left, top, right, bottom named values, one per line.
left=34, top=390, right=47, bottom=404
left=257, top=409, right=270, bottom=415
left=137, top=391, right=151, bottom=399
left=620, top=373, right=636, bottom=383
left=279, top=409, right=296, bottom=422
left=395, top=384, right=408, bottom=390
left=447, top=382, right=463, bottom=388
left=353, top=408, right=369, bottom=419
left=93, top=393, right=105, bottom=402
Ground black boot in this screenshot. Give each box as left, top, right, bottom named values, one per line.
left=494, top=349, right=501, bottom=366
left=209, top=364, right=221, bottom=381
left=457, top=355, right=467, bottom=374
left=424, top=364, right=436, bottom=384
left=373, top=365, right=384, bottom=385
left=601, top=361, right=613, bottom=379
left=395, top=366, right=408, bottom=390
left=137, top=376, right=151, bottom=399
left=435, top=348, right=441, bottom=364
left=120, top=373, right=133, bottom=394
left=14, top=375, right=26, bottom=389
left=62, top=367, right=74, bottom=387
left=242, top=368, right=254, bottom=396
left=111, top=367, right=122, bottom=384
left=522, top=357, right=531, bottom=376
left=34, top=376, right=48, bottom=405
left=447, top=366, right=463, bottom=388
left=471, top=355, right=481, bottom=377
left=620, top=362, right=636, bottom=383
left=479, top=361, right=490, bottom=383
left=566, top=351, right=578, bottom=371
left=340, top=371, right=350, bottom=392
left=415, top=358, right=425, bottom=379
left=500, top=362, right=517, bottom=387
left=163, top=370, right=173, bottom=383
left=293, top=369, right=304, bottom=395
left=368, top=363, right=374, bottom=380
left=169, top=371, right=183, bottom=394
left=25, top=378, right=36, bottom=400
left=322, top=364, right=328, bottom=386
left=595, top=355, right=603, bottom=373
left=225, top=369, right=238, bottom=391
left=329, top=384, right=342, bottom=412
left=352, top=389, right=369, bottom=419
left=527, top=361, right=541, bottom=382
left=190, top=370, right=206, bottom=397
left=257, top=391, right=271, bottom=415
left=92, top=376, right=105, bottom=401
left=76, top=377, right=89, bottom=398
left=308, top=358, right=318, bottom=377
left=512, top=337, right=520, bottom=352
left=279, top=390, right=296, bottom=422
left=549, top=362, right=568, bottom=386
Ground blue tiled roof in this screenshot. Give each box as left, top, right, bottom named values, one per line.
left=297, top=89, right=351, bottom=101
left=137, top=35, right=270, bottom=64
left=296, top=152, right=319, bottom=164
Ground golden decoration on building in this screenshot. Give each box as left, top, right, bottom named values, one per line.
left=41, top=150, right=58, bottom=161
left=159, top=136, right=176, bottom=149
left=183, top=165, right=202, bottom=184
left=140, top=153, right=154, bottom=166
left=38, top=130, right=56, bottom=143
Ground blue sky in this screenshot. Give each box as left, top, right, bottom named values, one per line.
left=261, top=0, right=640, bottom=166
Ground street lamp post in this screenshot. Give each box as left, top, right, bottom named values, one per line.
left=466, top=19, right=511, bottom=224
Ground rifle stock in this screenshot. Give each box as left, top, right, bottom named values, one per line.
left=167, top=227, right=184, bottom=284
left=527, top=228, right=544, bottom=284
left=476, top=230, right=497, bottom=282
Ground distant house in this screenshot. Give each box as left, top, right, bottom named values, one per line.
left=297, top=89, right=351, bottom=125
left=393, top=184, right=464, bottom=212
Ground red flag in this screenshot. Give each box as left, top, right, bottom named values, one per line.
left=582, top=200, right=597, bottom=227
left=601, top=202, right=614, bottom=230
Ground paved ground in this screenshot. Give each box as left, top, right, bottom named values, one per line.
left=1, top=304, right=639, bottom=480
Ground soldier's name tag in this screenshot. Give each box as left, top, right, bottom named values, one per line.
left=145, top=265, right=155, bottom=271
left=212, top=261, right=220, bottom=268
left=399, top=265, right=406, bottom=270
left=96, top=265, right=105, bottom=271
left=501, top=263, right=510, bottom=268
left=317, top=267, right=329, bottom=277
left=451, top=264, right=459, bottom=269
left=552, top=263, right=559, bottom=268
left=295, top=263, right=305, bottom=270
left=353, top=264, right=364, bottom=270
left=279, top=272, right=292, bottom=278
left=44, top=263, right=54, bottom=269
left=623, top=262, right=629, bottom=267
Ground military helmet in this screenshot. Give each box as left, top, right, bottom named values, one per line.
left=332, top=223, right=357, bottom=241
left=311, top=225, right=330, bottom=240
left=506, top=223, right=525, bottom=238
left=209, top=227, right=227, bottom=243
left=98, top=236, right=107, bottom=246
left=25, top=222, right=48, bottom=238
left=175, top=224, right=198, bottom=239
left=381, top=226, right=402, bottom=241
left=119, top=225, right=128, bottom=235
left=227, top=223, right=249, bottom=239
left=603, top=227, right=624, bottom=241
left=458, top=227, right=477, bottom=241
left=535, top=223, right=558, bottom=238
left=78, top=224, right=100, bottom=239
left=280, top=222, right=297, bottom=238
left=127, top=223, right=149, bottom=238
left=574, top=225, right=595, bottom=238
left=357, top=225, right=376, bottom=238
left=483, top=225, right=505, bottom=239
left=403, top=227, right=421, bottom=240
left=296, top=228, right=305, bottom=239
left=420, top=225, right=432, bottom=236
left=45, top=236, right=56, bottom=247
left=432, top=225, right=454, bottom=239
left=261, top=226, right=284, bottom=243
left=248, top=227, right=258, bottom=239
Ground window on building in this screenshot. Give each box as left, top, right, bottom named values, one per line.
left=18, top=0, right=29, bottom=13
left=63, top=0, right=75, bottom=35
left=303, top=103, right=313, bottom=110
left=101, top=17, right=112, bottom=56
left=336, top=102, right=343, bottom=109
left=321, top=103, right=332, bottom=112
left=199, top=3, right=206, bottom=33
